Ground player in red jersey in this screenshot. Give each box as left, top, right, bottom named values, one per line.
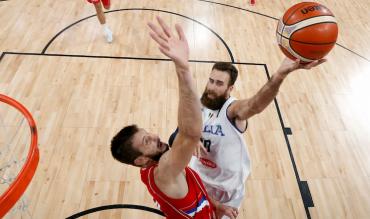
left=111, top=16, right=238, bottom=219
left=87, top=0, right=113, bottom=43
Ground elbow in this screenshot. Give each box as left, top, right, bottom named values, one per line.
left=242, top=106, right=263, bottom=117
left=237, top=107, right=263, bottom=120
left=249, top=102, right=265, bottom=114
left=253, top=106, right=264, bottom=114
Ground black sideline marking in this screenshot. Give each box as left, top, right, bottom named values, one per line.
left=284, top=127, right=292, bottom=135
left=0, top=52, right=4, bottom=61
left=1, top=52, right=266, bottom=65
left=299, top=181, right=314, bottom=207
left=264, top=64, right=313, bottom=219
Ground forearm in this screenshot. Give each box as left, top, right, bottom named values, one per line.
left=253, top=72, right=287, bottom=110
left=234, top=57, right=324, bottom=120
left=245, top=72, right=287, bottom=114
left=155, top=65, right=201, bottom=178
left=176, top=65, right=202, bottom=138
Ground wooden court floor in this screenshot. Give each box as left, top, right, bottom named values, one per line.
left=1, top=0, right=369, bottom=218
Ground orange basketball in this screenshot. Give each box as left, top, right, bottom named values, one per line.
left=276, top=2, right=338, bottom=62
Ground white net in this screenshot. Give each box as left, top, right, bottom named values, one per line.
left=0, top=100, right=32, bottom=218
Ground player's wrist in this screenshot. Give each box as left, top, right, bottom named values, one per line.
left=175, top=63, right=190, bottom=76
left=273, top=71, right=288, bottom=82
left=174, top=60, right=189, bottom=70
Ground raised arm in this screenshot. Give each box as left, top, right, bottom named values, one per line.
left=228, top=58, right=326, bottom=121
left=148, top=17, right=202, bottom=179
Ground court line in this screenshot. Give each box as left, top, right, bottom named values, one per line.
left=41, top=8, right=234, bottom=62
left=263, top=64, right=313, bottom=219
left=199, top=0, right=370, bottom=62
left=0, top=52, right=4, bottom=62
left=335, top=43, right=370, bottom=62
left=1, top=2, right=367, bottom=217
left=0, top=52, right=312, bottom=218
left=3, top=52, right=271, bottom=66
left=65, top=204, right=164, bottom=218
left=198, top=0, right=278, bottom=20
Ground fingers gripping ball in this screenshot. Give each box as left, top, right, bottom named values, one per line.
left=276, top=2, right=338, bottom=62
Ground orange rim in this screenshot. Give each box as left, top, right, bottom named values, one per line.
left=0, top=94, right=39, bottom=218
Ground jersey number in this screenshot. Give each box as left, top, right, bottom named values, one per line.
left=200, top=138, right=211, bottom=152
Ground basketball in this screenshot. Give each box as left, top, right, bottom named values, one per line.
left=276, top=2, right=338, bottom=62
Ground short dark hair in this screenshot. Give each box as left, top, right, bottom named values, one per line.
left=212, top=62, right=238, bottom=86
left=111, top=125, right=142, bottom=166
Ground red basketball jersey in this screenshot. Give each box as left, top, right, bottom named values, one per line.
left=87, top=0, right=110, bottom=8
left=140, top=165, right=215, bottom=219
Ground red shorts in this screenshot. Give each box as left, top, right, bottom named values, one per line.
left=87, top=0, right=110, bottom=9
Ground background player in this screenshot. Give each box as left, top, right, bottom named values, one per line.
left=87, top=0, right=113, bottom=43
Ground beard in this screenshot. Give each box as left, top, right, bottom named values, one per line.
left=201, top=89, right=228, bottom=110
left=149, top=143, right=170, bottom=162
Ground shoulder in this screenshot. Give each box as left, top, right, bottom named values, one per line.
left=140, top=165, right=157, bottom=182
left=226, top=97, right=240, bottom=118
left=226, top=99, right=248, bottom=133
left=224, top=97, right=237, bottom=108
left=155, top=152, right=177, bottom=181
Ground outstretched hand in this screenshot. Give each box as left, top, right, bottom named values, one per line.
left=277, top=57, right=327, bottom=76
left=148, top=16, right=189, bottom=70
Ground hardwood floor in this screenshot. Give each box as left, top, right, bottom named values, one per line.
left=1, top=0, right=369, bottom=218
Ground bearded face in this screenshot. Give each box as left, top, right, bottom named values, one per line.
left=131, top=129, right=171, bottom=166
left=148, top=142, right=170, bottom=162
left=201, top=88, right=229, bottom=110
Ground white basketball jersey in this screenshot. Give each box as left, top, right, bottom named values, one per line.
left=190, top=97, right=251, bottom=192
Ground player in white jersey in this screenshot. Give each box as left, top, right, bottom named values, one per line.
left=170, top=58, right=326, bottom=218
left=192, top=95, right=249, bottom=210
